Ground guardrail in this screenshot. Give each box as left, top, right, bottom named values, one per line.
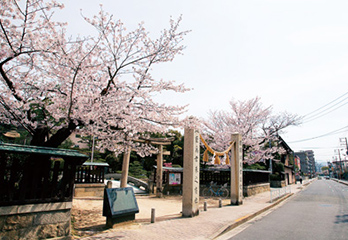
left=270, top=185, right=291, bottom=203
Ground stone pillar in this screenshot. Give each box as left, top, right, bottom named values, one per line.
left=230, top=133, right=243, bottom=205
left=182, top=128, right=200, bottom=217
left=156, top=144, right=163, bottom=197
left=120, top=146, right=131, bottom=188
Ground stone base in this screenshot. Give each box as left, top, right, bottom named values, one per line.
left=162, top=185, right=182, bottom=195
left=106, top=214, right=136, bottom=228
left=243, top=183, right=270, bottom=197
left=74, top=183, right=105, bottom=198
left=0, top=202, right=72, bottom=240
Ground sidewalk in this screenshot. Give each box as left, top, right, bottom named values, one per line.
left=79, top=181, right=313, bottom=240
left=331, top=178, right=348, bottom=186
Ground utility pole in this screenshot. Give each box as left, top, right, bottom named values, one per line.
left=334, top=149, right=342, bottom=180
left=339, top=137, right=348, bottom=179
left=340, top=137, right=348, bottom=155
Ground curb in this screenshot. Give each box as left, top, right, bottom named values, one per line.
left=211, top=193, right=293, bottom=239
left=211, top=180, right=315, bottom=239
left=331, top=178, right=348, bottom=186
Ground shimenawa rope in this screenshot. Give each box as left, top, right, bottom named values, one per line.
left=199, top=135, right=235, bottom=165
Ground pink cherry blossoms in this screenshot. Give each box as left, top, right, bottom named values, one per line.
left=201, top=97, right=302, bottom=165
left=0, top=0, right=191, bottom=155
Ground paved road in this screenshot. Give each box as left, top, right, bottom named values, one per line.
left=224, top=179, right=348, bottom=240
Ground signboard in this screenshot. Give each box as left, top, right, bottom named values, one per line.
left=103, top=187, right=139, bottom=217
left=169, top=173, right=181, bottom=185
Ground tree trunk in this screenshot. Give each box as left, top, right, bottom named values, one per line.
left=30, top=121, right=78, bottom=148
left=30, top=125, right=49, bottom=146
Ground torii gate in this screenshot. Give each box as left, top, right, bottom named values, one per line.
left=120, top=137, right=174, bottom=198
left=182, top=128, right=243, bottom=217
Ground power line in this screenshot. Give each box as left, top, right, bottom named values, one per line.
left=296, top=146, right=338, bottom=149
left=303, top=100, right=348, bottom=123
left=288, top=125, right=348, bottom=143
left=303, top=91, right=348, bottom=119
left=301, top=91, right=348, bottom=124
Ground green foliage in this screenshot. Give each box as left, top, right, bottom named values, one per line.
left=172, top=164, right=182, bottom=168
left=288, top=154, right=294, bottom=166
left=270, top=173, right=281, bottom=181
left=131, top=130, right=184, bottom=173
left=321, top=166, right=329, bottom=171
left=156, top=130, right=184, bottom=167
left=243, top=163, right=267, bottom=170
left=129, top=161, right=147, bottom=179
left=104, top=151, right=122, bottom=172
left=58, top=138, right=74, bottom=149
left=0, top=124, right=31, bottom=145
left=270, top=161, right=284, bottom=181
left=294, top=165, right=300, bottom=172
left=273, top=161, right=284, bottom=173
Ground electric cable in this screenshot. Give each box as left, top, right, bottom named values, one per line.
left=303, top=100, right=348, bottom=123
left=303, top=91, right=348, bottom=118
left=288, top=125, right=348, bottom=143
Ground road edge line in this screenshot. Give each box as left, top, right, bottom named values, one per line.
left=211, top=193, right=293, bottom=239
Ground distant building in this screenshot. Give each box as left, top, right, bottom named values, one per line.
left=306, top=150, right=316, bottom=176
left=295, top=150, right=316, bottom=177
left=294, top=155, right=301, bottom=174
left=277, top=136, right=296, bottom=185
left=332, top=159, right=348, bottom=179
left=69, top=131, right=89, bottom=149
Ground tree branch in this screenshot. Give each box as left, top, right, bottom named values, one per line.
left=0, top=96, right=35, bottom=135
left=0, top=20, right=15, bottom=52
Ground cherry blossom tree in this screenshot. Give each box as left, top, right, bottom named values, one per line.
left=0, top=0, right=190, bottom=155
left=202, top=97, right=302, bottom=164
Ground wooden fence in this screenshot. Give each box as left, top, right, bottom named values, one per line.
left=0, top=143, right=87, bottom=206
left=153, top=166, right=270, bottom=187
left=75, top=165, right=105, bottom=183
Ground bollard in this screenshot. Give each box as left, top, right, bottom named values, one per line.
left=219, top=199, right=222, bottom=208
left=204, top=201, right=207, bottom=211
left=151, top=208, right=156, bottom=223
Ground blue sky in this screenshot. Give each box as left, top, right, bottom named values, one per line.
left=56, top=0, right=348, bottom=164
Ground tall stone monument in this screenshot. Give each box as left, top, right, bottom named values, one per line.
left=156, top=144, right=164, bottom=197
left=182, top=128, right=200, bottom=217
left=230, top=133, right=243, bottom=205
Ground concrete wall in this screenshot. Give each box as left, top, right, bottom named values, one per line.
left=243, top=183, right=270, bottom=197
left=74, top=183, right=105, bottom=198
left=0, top=202, right=72, bottom=240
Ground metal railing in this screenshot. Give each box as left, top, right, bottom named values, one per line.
left=270, top=185, right=291, bottom=203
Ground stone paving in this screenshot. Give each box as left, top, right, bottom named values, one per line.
left=78, top=180, right=315, bottom=240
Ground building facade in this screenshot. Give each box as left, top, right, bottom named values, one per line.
left=295, top=150, right=316, bottom=177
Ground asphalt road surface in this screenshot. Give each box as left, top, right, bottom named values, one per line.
left=224, top=179, right=348, bottom=240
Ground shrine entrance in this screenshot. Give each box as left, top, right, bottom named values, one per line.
left=120, top=137, right=174, bottom=198
left=182, top=128, right=243, bottom=217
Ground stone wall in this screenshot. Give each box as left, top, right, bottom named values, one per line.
left=243, top=183, right=270, bottom=197
left=74, top=183, right=105, bottom=198
left=0, top=202, right=72, bottom=240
